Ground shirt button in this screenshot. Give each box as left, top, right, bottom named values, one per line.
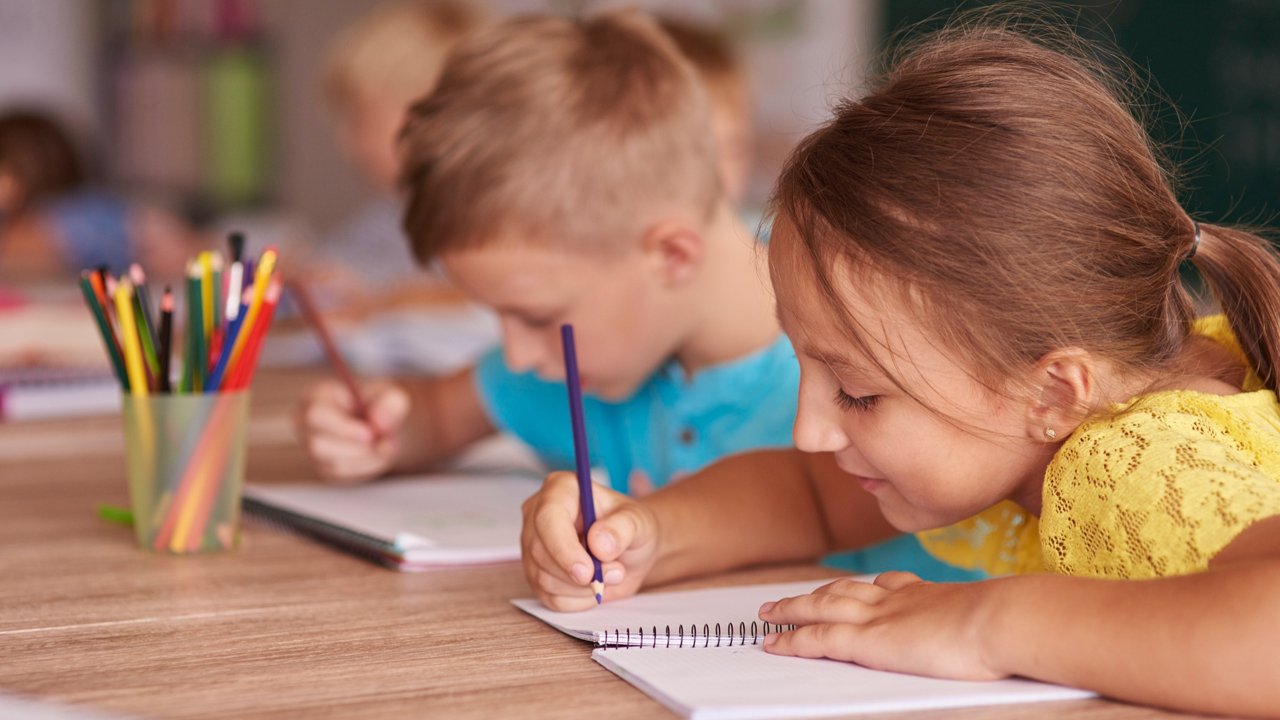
left=678, top=427, right=696, bottom=445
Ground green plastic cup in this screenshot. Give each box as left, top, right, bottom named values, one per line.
left=122, top=391, right=251, bottom=553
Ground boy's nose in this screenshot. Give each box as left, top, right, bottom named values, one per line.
left=500, top=322, right=544, bottom=374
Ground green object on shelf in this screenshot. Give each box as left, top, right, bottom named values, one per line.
left=206, top=47, right=269, bottom=207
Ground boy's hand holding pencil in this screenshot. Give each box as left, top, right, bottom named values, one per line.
left=295, top=378, right=409, bottom=484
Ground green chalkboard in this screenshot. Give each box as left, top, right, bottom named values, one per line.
left=883, top=1, right=1279, bottom=227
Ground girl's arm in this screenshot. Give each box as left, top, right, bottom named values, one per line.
left=762, top=515, right=1280, bottom=718
left=521, top=448, right=899, bottom=611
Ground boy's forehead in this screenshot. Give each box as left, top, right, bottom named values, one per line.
left=439, top=242, right=626, bottom=303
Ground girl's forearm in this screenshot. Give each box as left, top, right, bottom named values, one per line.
left=642, top=449, right=898, bottom=585
left=980, top=561, right=1280, bottom=717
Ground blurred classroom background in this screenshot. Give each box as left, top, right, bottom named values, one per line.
left=1, top=0, right=1274, bottom=240
left=0, top=0, right=1275, bottom=379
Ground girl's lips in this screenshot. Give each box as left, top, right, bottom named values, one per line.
left=856, top=475, right=887, bottom=493
left=833, top=455, right=888, bottom=493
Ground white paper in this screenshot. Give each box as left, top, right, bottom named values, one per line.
left=245, top=474, right=539, bottom=564
left=593, top=644, right=1094, bottom=719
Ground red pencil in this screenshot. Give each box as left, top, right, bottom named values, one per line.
left=226, top=278, right=281, bottom=391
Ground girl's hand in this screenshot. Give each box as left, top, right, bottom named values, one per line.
left=521, top=471, right=661, bottom=611
left=759, top=572, right=1006, bottom=681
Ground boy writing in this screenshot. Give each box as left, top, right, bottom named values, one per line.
left=296, top=10, right=795, bottom=495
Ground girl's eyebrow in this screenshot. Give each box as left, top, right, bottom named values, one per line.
left=800, top=344, right=871, bottom=378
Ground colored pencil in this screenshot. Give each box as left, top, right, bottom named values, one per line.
left=226, top=277, right=281, bottom=390
left=158, top=287, right=174, bottom=393
left=129, top=264, right=160, bottom=376
left=128, top=267, right=158, bottom=389
left=205, top=290, right=249, bottom=392
left=224, top=258, right=244, bottom=322
left=186, top=258, right=203, bottom=389
left=285, top=278, right=370, bottom=421
left=78, top=272, right=128, bottom=388
left=199, top=251, right=214, bottom=341
left=225, top=247, right=277, bottom=377
left=561, top=323, right=604, bottom=604
left=114, top=279, right=149, bottom=397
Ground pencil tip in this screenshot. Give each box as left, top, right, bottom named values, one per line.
left=596, top=593, right=602, bottom=605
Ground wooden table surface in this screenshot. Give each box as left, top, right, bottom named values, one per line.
left=0, top=369, right=1207, bottom=719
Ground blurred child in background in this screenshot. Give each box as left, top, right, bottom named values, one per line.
left=0, top=110, right=193, bottom=283
left=312, top=0, right=489, bottom=316
left=658, top=15, right=754, bottom=212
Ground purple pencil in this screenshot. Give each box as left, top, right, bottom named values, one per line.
left=561, top=324, right=604, bottom=604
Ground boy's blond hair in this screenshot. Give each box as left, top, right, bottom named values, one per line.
left=400, top=10, right=721, bottom=262
left=324, top=0, right=488, bottom=114
left=657, top=16, right=750, bottom=125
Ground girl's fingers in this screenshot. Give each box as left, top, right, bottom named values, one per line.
left=523, top=473, right=595, bottom=582
left=760, top=588, right=884, bottom=626
left=763, top=623, right=865, bottom=663
left=874, top=571, right=924, bottom=591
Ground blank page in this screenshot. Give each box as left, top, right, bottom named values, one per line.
left=592, top=644, right=1094, bottom=719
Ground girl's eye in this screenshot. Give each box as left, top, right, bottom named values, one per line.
left=834, top=389, right=880, bottom=412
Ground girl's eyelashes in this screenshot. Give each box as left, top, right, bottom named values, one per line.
left=833, top=388, right=880, bottom=412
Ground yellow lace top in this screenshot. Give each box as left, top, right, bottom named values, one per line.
left=917, top=316, right=1280, bottom=579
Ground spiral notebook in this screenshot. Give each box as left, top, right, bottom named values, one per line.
left=513, top=580, right=1094, bottom=719
left=244, top=473, right=540, bottom=571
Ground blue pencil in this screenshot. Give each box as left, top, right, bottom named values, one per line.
left=561, top=324, right=604, bottom=604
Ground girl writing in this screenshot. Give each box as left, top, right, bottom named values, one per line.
left=520, top=15, right=1280, bottom=718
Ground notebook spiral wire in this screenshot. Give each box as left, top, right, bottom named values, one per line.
left=596, top=621, right=796, bottom=650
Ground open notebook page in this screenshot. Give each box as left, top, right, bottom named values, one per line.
left=513, top=580, right=848, bottom=646
left=592, top=644, right=1094, bottom=720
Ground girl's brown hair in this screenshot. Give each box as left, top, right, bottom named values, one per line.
left=771, top=14, right=1280, bottom=397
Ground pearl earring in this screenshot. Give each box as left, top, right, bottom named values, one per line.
left=1044, top=428, right=1057, bottom=440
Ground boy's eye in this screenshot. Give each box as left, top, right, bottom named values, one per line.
left=833, top=389, right=879, bottom=412
left=519, top=315, right=557, bottom=329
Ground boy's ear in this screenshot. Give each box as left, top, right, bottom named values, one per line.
left=1024, top=348, right=1097, bottom=442
left=640, top=220, right=704, bottom=286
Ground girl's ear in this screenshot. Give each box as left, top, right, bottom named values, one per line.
left=1025, top=348, right=1097, bottom=442
left=640, top=220, right=704, bottom=286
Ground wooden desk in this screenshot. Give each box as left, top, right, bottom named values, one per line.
left=0, top=371, right=1203, bottom=719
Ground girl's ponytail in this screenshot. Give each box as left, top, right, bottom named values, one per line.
left=1192, top=224, right=1280, bottom=393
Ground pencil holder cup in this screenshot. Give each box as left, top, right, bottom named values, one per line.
left=122, top=391, right=251, bottom=554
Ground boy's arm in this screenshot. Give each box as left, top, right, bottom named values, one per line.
left=390, top=366, right=497, bottom=472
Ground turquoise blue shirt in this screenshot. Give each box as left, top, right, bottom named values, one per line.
left=474, top=334, right=799, bottom=492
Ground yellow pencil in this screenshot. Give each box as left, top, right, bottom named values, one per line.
left=199, top=250, right=214, bottom=339
left=114, top=279, right=149, bottom=397
left=226, top=248, right=277, bottom=375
